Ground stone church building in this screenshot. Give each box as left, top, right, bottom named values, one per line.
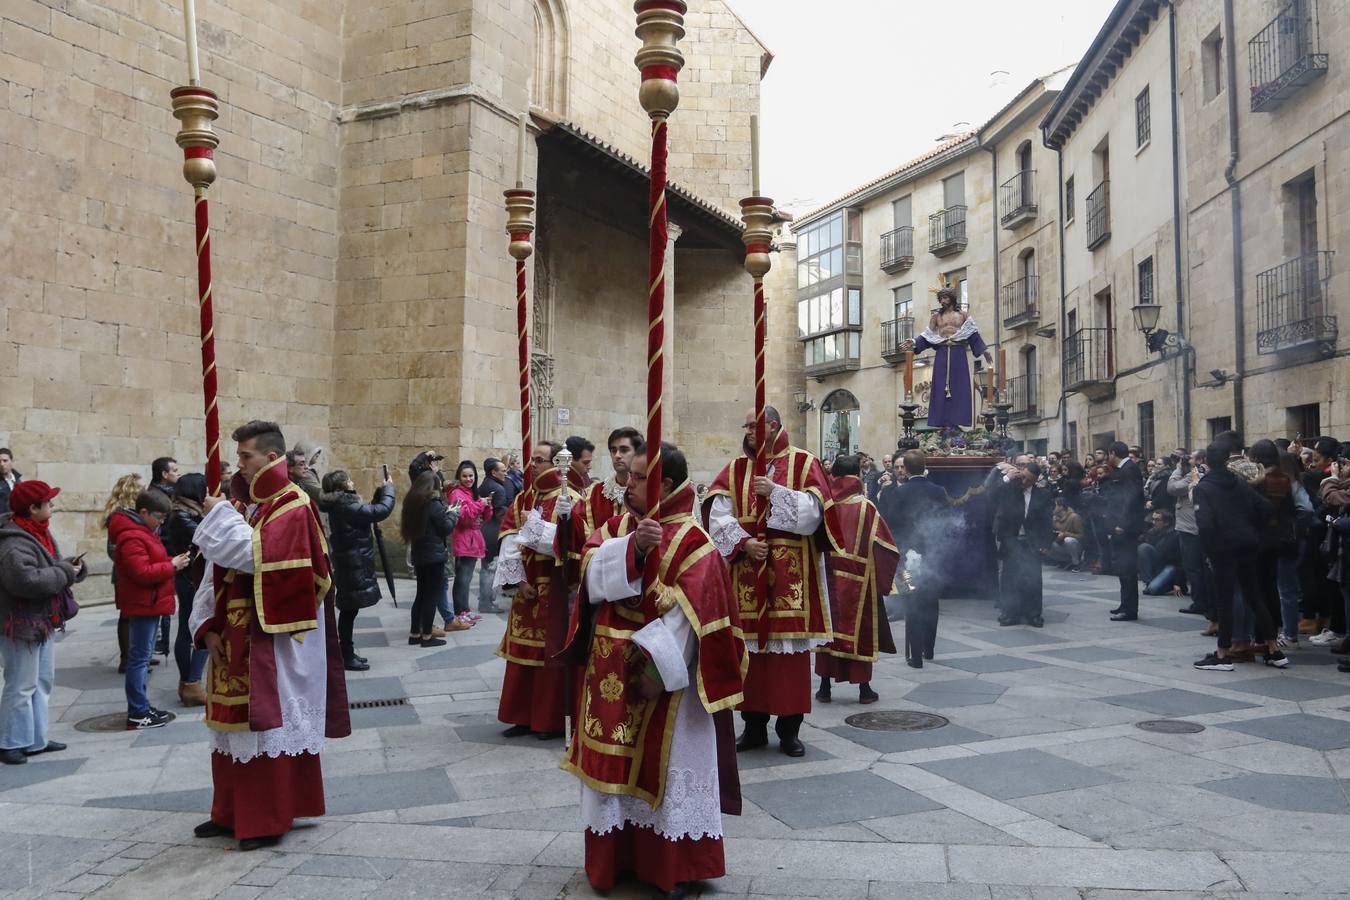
left=0, top=0, right=794, bottom=564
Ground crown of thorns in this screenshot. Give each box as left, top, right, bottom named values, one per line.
left=929, top=276, right=959, bottom=300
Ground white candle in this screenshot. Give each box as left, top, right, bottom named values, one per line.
left=750, top=113, right=761, bottom=196
left=183, top=0, right=201, bottom=85
left=515, top=113, right=527, bottom=189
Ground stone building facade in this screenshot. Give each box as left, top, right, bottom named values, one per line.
left=0, top=0, right=779, bottom=576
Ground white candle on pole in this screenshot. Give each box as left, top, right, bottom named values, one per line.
left=515, top=113, right=527, bottom=189
left=750, top=113, right=761, bottom=196
left=183, top=0, right=201, bottom=85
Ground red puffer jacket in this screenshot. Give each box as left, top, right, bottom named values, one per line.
left=108, top=510, right=177, bottom=617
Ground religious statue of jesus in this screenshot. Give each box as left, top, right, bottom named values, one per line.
left=901, top=279, right=994, bottom=428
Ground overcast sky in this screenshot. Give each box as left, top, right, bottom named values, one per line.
left=728, top=0, right=1121, bottom=214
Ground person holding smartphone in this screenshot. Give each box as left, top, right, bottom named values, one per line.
left=164, top=473, right=210, bottom=706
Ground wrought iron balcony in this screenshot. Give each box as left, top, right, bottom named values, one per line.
left=1006, top=373, right=1038, bottom=420
left=880, top=226, right=914, bottom=273
left=928, top=205, right=967, bottom=258
left=1256, top=251, right=1336, bottom=355
left=1001, top=275, right=1039, bottom=328
left=999, top=170, right=1037, bottom=229
left=1063, top=327, right=1115, bottom=394
left=1249, top=0, right=1329, bottom=113
left=880, top=316, right=915, bottom=365
left=1086, top=180, right=1110, bottom=250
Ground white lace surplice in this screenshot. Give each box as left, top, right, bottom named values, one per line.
left=492, top=509, right=558, bottom=589
left=708, top=488, right=831, bottom=654
left=191, top=502, right=328, bottom=764
left=577, top=535, right=722, bottom=841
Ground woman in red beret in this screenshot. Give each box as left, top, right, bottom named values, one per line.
left=0, top=480, right=87, bottom=765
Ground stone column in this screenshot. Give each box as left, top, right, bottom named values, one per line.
left=663, top=221, right=683, bottom=441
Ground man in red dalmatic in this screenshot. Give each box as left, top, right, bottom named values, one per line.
left=702, top=407, right=843, bottom=757
left=563, top=441, right=745, bottom=897
left=815, top=454, right=899, bottom=705
left=492, top=441, right=581, bottom=739
left=189, top=420, right=350, bottom=852
left=574, top=428, right=642, bottom=544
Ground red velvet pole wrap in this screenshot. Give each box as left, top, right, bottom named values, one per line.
left=194, top=189, right=222, bottom=497
left=741, top=203, right=776, bottom=634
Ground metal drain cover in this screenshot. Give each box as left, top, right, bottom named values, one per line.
left=349, top=697, right=409, bottom=710
left=844, top=710, right=949, bottom=732
left=1135, top=719, right=1204, bottom=734
left=75, top=711, right=177, bottom=733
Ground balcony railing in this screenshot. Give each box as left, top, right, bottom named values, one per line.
left=880, top=317, right=915, bottom=365
left=1006, top=373, right=1038, bottom=420
left=880, top=226, right=914, bottom=273
left=1063, top=327, right=1114, bottom=393
left=1249, top=0, right=1329, bottom=113
left=928, top=205, right=968, bottom=257
left=1001, top=275, right=1039, bottom=328
left=1256, top=251, right=1336, bottom=354
left=1086, top=180, right=1110, bottom=249
left=999, top=170, right=1037, bottom=229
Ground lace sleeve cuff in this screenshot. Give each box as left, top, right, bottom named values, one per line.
left=767, top=485, right=820, bottom=534
left=711, top=520, right=751, bottom=558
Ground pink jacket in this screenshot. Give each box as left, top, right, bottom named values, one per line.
left=447, top=484, right=488, bottom=558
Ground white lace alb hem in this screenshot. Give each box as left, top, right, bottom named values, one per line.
left=580, top=767, right=723, bottom=841
left=518, top=509, right=550, bottom=549
left=494, top=555, right=526, bottom=588
left=711, top=520, right=750, bottom=558
left=746, top=638, right=827, bottom=654
left=209, top=696, right=326, bottom=763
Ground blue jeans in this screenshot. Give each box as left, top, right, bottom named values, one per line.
left=1277, top=556, right=1302, bottom=639
left=1137, top=544, right=1182, bottom=595
left=0, top=636, right=53, bottom=752
left=174, top=586, right=208, bottom=683
left=125, top=615, right=160, bottom=717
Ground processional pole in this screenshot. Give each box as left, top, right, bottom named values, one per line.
left=505, top=114, right=536, bottom=495
left=739, top=117, right=775, bottom=608
left=633, top=0, right=687, bottom=518
left=170, top=0, right=223, bottom=495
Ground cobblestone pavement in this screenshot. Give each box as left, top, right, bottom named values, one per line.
left=4, top=569, right=1350, bottom=899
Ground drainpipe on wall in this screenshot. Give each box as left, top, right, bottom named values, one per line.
left=1222, top=0, right=1246, bottom=437
left=1161, top=0, right=1192, bottom=448
left=986, top=145, right=1001, bottom=347
left=1055, top=146, right=1069, bottom=452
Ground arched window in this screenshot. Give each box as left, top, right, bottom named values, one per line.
left=820, top=389, right=861, bottom=462
left=532, top=0, right=570, bottom=115
left=1020, top=247, right=1036, bottom=281
left=1016, top=139, right=1033, bottom=174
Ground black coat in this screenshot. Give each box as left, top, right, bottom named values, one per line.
left=322, top=485, right=396, bottom=610
left=1194, top=467, right=1274, bottom=559
left=1102, top=459, right=1146, bottom=538
left=408, top=495, right=458, bottom=567
left=478, top=475, right=518, bottom=557
left=992, top=478, right=1054, bottom=555
left=163, top=503, right=204, bottom=606
left=0, top=471, right=21, bottom=513
left=879, top=476, right=951, bottom=561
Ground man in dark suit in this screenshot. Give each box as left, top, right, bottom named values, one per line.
left=878, top=450, right=950, bottom=667
left=991, top=454, right=1054, bottom=627
left=1101, top=440, right=1146, bottom=621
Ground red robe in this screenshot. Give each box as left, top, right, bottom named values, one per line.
left=701, top=428, right=843, bottom=715
left=198, top=458, right=351, bottom=839
left=815, top=477, right=899, bottom=684
left=495, top=466, right=580, bottom=733
left=562, top=482, right=746, bottom=892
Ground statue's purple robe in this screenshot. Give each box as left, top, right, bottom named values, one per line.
left=913, top=316, right=988, bottom=428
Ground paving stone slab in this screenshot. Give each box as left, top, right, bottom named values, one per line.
left=1136, top=616, right=1211, bottom=633
left=826, top=721, right=991, bottom=754
left=415, top=643, right=504, bottom=671
left=0, top=758, right=85, bottom=792
left=946, top=846, right=1238, bottom=891
left=352, top=631, right=391, bottom=649
left=350, top=704, right=421, bottom=729
left=907, top=681, right=1009, bottom=708
left=938, top=655, right=1051, bottom=674
left=1225, top=675, right=1350, bottom=702
left=735, top=744, right=837, bottom=770
left=1100, top=688, right=1260, bottom=717
left=741, top=770, right=942, bottom=830
left=452, top=722, right=565, bottom=748
left=291, top=855, right=406, bottom=879
left=131, top=722, right=212, bottom=747
left=918, top=748, right=1122, bottom=800
left=1033, top=646, right=1149, bottom=663
left=1219, top=712, right=1350, bottom=750
left=1198, top=773, right=1350, bottom=814
left=965, top=629, right=1067, bottom=648
left=343, top=676, right=408, bottom=703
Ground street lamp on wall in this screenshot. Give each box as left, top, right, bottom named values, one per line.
left=1131, top=300, right=1188, bottom=354
left=794, top=389, right=815, bottom=414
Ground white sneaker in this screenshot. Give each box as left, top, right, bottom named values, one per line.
left=1277, top=634, right=1298, bottom=649
left=1309, top=629, right=1341, bottom=646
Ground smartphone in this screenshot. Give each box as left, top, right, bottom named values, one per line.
left=72, top=552, right=87, bottom=564
left=381, top=463, right=390, bottom=481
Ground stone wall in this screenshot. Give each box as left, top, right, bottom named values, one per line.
left=0, top=0, right=342, bottom=576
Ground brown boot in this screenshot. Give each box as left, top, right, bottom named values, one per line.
left=1202, top=622, right=1218, bottom=637
left=178, top=681, right=207, bottom=707
left=1298, top=618, right=1319, bottom=635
